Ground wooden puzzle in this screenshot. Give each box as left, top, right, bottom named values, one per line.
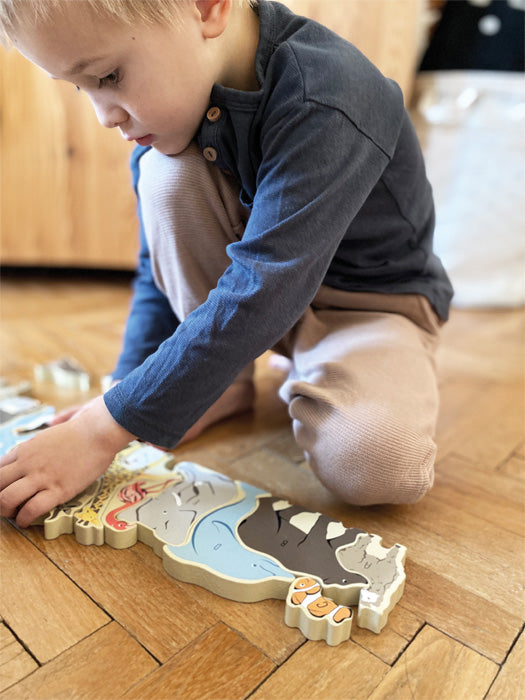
left=0, top=407, right=407, bottom=645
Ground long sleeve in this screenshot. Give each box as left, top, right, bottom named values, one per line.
left=104, top=105, right=391, bottom=446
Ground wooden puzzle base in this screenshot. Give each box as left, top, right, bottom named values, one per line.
left=0, top=405, right=407, bottom=645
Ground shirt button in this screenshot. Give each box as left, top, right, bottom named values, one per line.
left=203, top=146, right=218, bottom=162
left=206, top=106, right=221, bottom=122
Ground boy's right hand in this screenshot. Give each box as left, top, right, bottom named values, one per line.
left=0, top=395, right=134, bottom=529
left=49, top=404, right=85, bottom=425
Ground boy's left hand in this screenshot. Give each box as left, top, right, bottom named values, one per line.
left=0, top=396, right=135, bottom=528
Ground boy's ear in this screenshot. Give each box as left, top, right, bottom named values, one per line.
left=195, top=0, right=232, bottom=39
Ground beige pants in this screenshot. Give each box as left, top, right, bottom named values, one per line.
left=138, top=143, right=443, bottom=506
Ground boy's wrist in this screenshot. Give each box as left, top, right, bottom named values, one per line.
left=77, top=395, right=136, bottom=454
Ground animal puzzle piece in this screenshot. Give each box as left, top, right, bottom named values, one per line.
left=0, top=378, right=32, bottom=401
left=285, top=577, right=353, bottom=646
left=0, top=405, right=54, bottom=447
left=34, top=357, right=90, bottom=391
left=0, top=408, right=407, bottom=643
left=0, top=396, right=42, bottom=427
left=0, top=380, right=41, bottom=426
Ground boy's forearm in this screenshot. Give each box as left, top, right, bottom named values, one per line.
left=112, top=281, right=179, bottom=380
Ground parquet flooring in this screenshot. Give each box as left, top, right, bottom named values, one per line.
left=0, top=269, right=523, bottom=700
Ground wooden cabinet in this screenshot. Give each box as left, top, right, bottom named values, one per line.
left=0, top=0, right=422, bottom=269
left=0, top=50, right=138, bottom=269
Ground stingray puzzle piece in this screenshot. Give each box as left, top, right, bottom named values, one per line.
left=0, top=408, right=407, bottom=644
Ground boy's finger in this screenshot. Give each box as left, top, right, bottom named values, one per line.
left=0, top=475, right=36, bottom=520
left=49, top=406, right=81, bottom=425
left=15, top=489, right=57, bottom=529
left=0, top=448, right=17, bottom=468
left=0, top=458, right=21, bottom=491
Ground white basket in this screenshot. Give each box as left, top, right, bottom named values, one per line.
left=412, top=70, right=525, bottom=308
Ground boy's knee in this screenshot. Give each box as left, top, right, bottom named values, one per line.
left=291, top=397, right=435, bottom=506
left=138, top=143, right=205, bottom=206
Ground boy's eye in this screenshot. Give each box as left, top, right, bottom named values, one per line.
left=98, top=70, right=121, bottom=88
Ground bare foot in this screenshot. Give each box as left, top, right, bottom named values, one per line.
left=178, top=380, right=255, bottom=445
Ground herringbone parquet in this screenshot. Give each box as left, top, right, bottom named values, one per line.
left=0, top=270, right=523, bottom=700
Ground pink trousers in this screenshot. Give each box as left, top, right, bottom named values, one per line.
left=137, top=143, right=443, bottom=506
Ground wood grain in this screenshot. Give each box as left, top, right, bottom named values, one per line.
left=251, top=637, right=388, bottom=700
left=0, top=520, right=109, bottom=664
left=350, top=604, right=423, bottom=666
left=368, top=625, right=498, bottom=700
left=0, top=624, right=38, bottom=693
left=431, top=455, right=524, bottom=536
left=120, top=623, right=275, bottom=700
left=24, top=530, right=218, bottom=663
left=401, top=562, right=521, bottom=664
left=0, top=623, right=158, bottom=700
left=0, top=273, right=523, bottom=699
left=499, top=454, right=525, bottom=482
left=486, top=629, right=525, bottom=700
left=0, top=49, right=137, bottom=269
left=135, top=555, right=305, bottom=666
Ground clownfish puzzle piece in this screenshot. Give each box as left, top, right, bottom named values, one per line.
left=285, top=577, right=353, bottom=646
left=0, top=408, right=408, bottom=643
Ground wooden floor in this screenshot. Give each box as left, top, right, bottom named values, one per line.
left=0, top=269, right=523, bottom=700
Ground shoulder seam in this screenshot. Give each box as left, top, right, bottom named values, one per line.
left=286, top=43, right=394, bottom=160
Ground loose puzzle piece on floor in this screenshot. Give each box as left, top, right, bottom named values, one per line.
left=34, top=357, right=90, bottom=391
left=0, top=405, right=407, bottom=645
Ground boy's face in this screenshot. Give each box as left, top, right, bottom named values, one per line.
left=13, top=2, right=225, bottom=155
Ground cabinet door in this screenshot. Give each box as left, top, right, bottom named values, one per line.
left=0, top=47, right=138, bottom=269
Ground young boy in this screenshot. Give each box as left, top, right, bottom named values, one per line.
left=0, top=0, right=453, bottom=529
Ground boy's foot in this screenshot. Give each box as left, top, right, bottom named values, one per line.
left=178, top=380, right=255, bottom=445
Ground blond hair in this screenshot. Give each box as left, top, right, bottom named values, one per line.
left=0, top=0, right=255, bottom=47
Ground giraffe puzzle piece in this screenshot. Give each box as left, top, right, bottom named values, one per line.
left=0, top=408, right=407, bottom=644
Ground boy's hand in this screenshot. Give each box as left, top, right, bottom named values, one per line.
left=0, top=396, right=134, bottom=529
left=48, top=404, right=85, bottom=426
left=49, top=380, right=121, bottom=427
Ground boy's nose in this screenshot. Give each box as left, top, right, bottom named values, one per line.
left=91, top=98, right=128, bottom=129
